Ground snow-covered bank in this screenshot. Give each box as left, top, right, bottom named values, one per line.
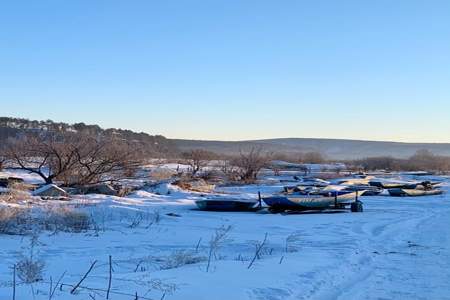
left=0, top=175, right=449, bottom=299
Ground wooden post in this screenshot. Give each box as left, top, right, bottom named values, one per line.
left=334, top=193, right=338, bottom=208
left=12, top=264, right=16, bottom=300
left=107, top=255, right=112, bottom=299
left=195, top=238, right=202, bottom=253
left=258, top=191, right=262, bottom=208
left=71, top=260, right=97, bottom=294
left=355, top=190, right=359, bottom=201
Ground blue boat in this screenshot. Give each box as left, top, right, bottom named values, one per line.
left=195, top=199, right=258, bottom=211
left=263, top=191, right=361, bottom=212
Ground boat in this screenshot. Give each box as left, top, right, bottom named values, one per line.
left=370, top=179, right=441, bottom=189
left=399, top=171, right=434, bottom=176
left=388, top=188, right=444, bottom=197
left=283, top=185, right=322, bottom=195
left=343, top=184, right=383, bottom=196
left=335, top=176, right=375, bottom=186
left=283, top=185, right=359, bottom=197
left=296, top=178, right=330, bottom=187
left=195, top=198, right=258, bottom=211
left=263, top=191, right=362, bottom=212
left=369, top=180, right=418, bottom=189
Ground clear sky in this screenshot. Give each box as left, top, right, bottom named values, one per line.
left=1, top=0, right=449, bottom=142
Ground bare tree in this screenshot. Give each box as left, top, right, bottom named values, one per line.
left=5, top=134, right=79, bottom=184
left=4, top=132, right=141, bottom=186
left=355, top=156, right=398, bottom=172
left=63, top=136, right=142, bottom=186
left=405, top=150, right=450, bottom=173
left=232, top=148, right=271, bottom=183
left=219, top=159, right=241, bottom=181
left=182, top=149, right=215, bottom=175
left=0, top=151, right=5, bottom=171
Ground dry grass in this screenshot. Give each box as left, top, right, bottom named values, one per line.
left=0, top=206, right=29, bottom=235
left=150, top=168, right=177, bottom=181
left=160, top=250, right=206, bottom=270
left=0, top=205, right=92, bottom=235
left=0, top=182, right=32, bottom=203
left=43, top=206, right=92, bottom=233
left=206, top=225, right=233, bottom=272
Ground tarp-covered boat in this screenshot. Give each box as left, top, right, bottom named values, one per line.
left=388, top=188, right=444, bottom=197
left=296, top=178, right=330, bottom=187
left=263, top=191, right=360, bottom=212
left=369, top=181, right=418, bottom=189
left=195, top=198, right=258, bottom=211
left=343, top=184, right=383, bottom=196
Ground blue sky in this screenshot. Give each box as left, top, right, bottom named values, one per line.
left=1, top=0, right=449, bottom=142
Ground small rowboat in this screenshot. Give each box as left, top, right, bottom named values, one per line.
left=263, top=191, right=361, bottom=212
left=195, top=199, right=258, bottom=211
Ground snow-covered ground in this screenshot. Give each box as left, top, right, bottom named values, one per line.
left=1, top=171, right=449, bottom=300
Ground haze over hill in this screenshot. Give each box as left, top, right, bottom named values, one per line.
left=2, top=117, right=450, bottom=159
left=173, top=138, right=450, bottom=160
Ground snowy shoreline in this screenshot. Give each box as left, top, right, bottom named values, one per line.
left=1, top=172, right=449, bottom=300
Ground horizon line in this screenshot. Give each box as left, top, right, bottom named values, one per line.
left=3, top=115, right=450, bottom=145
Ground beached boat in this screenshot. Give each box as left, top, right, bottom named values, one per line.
left=195, top=199, right=258, bottom=211
left=343, top=185, right=383, bottom=196
left=369, top=181, right=418, bottom=189
left=263, top=191, right=361, bottom=212
left=296, top=178, right=330, bottom=187
left=283, top=185, right=359, bottom=197
left=388, top=188, right=444, bottom=197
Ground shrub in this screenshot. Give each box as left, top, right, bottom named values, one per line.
left=0, top=182, right=31, bottom=203
left=0, top=207, right=29, bottom=235
left=43, top=206, right=91, bottom=233
left=16, top=234, right=45, bottom=283
left=182, top=149, right=216, bottom=175
left=231, top=148, right=271, bottom=183
left=16, top=256, right=45, bottom=283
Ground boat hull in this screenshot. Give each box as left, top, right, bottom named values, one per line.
left=195, top=200, right=257, bottom=211
left=369, top=181, right=418, bottom=189
left=388, top=188, right=444, bottom=197
left=344, top=185, right=382, bottom=196
left=263, top=192, right=358, bottom=211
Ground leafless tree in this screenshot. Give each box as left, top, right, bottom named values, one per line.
left=182, top=149, right=215, bottom=175
left=434, top=156, right=450, bottom=174
left=232, top=148, right=272, bottom=183
left=349, top=150, right=450, bottom=173
left=355, top=156, right=398, bottom=172
left=214, top=159, right=238, bottom=182
left=0, top=154, right=5, bottom=171
left=4, top=134, right=78, bottom=184
left=62, top=136, right=142, bottom=186
left=4, top=132, right=142, bottom=186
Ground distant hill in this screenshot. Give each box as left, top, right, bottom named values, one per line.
left=3, top=117, right=450, bottom=160
left=0, top=117, right=177, bottom=156
left=172, top=138, right=450, bottom=159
